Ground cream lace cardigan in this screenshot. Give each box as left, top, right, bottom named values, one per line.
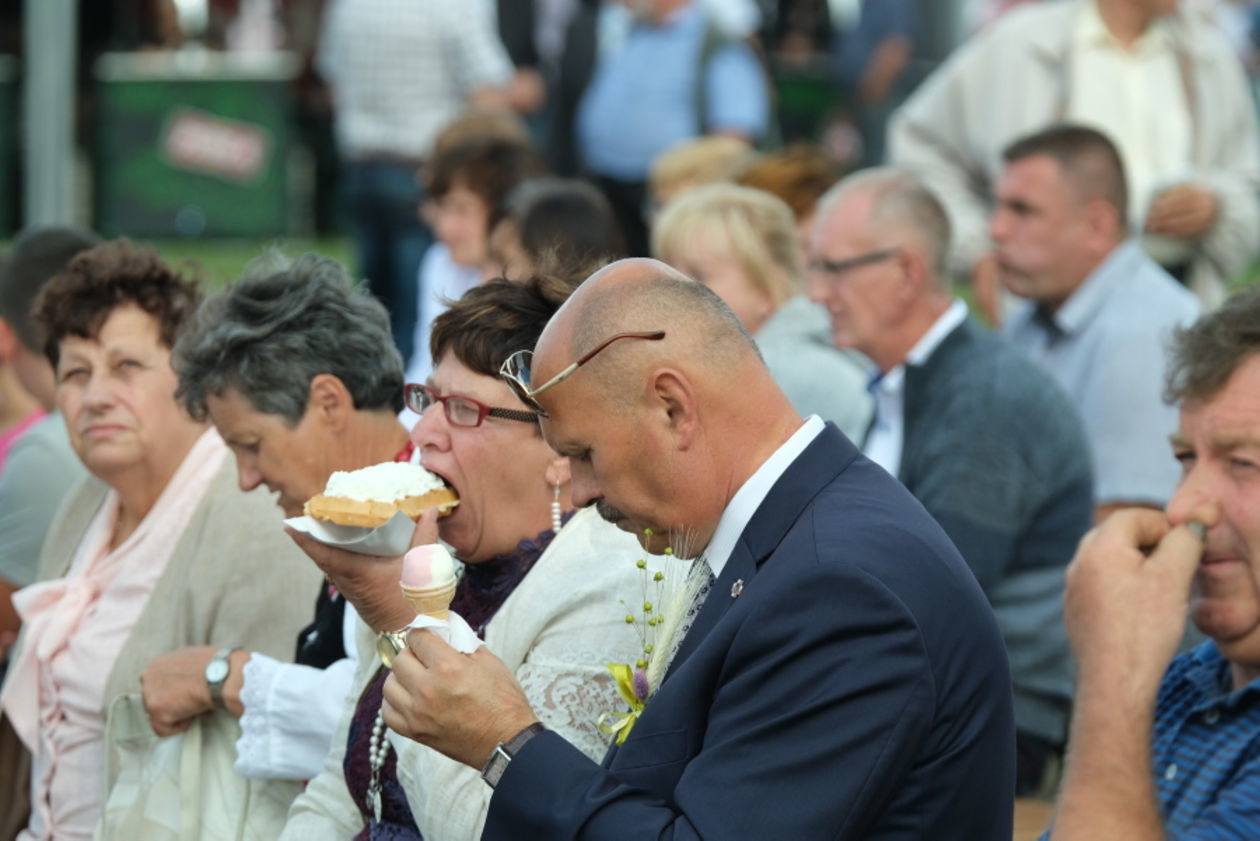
left=280, top=506, right=650, bottom=840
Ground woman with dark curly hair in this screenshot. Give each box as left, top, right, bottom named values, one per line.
left=0, top=241, right=318, bottom=841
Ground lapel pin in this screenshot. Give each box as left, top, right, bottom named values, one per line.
left=730, top=579, right=744, bottom=598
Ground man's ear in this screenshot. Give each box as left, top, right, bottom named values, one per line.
left=1084, top=198, right=1122, bottom=252
left=895, top=247, right=930, bottom=301
left=649, top=368, right=698, bottom=451
left=307, top=373, right=354, bottom=431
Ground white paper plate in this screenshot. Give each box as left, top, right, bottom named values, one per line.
left=284, top=510, right=417, bottom=557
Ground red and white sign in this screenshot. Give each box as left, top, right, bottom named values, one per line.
left=161, top=108, right=271, bottom=183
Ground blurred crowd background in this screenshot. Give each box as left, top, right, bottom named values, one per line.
left=2, top=0, right=1259, bottom=290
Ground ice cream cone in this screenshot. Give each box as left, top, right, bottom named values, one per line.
left=400, top=579, right=457, bottom=621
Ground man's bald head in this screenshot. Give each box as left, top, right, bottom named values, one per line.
left=535, top=258, right=763, bottom=407
left=528, top=258, right=801, bottom=556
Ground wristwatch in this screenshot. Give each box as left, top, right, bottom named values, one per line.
left=481, top=722, right=545, bottom=789
left=205, top=647, right=239, bottom=710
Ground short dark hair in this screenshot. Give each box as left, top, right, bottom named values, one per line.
left=33, top=240, right=201, bottom=367
left=495, top=178, right=625, bottom=273
left=0, top=226, right=101, bottom=351
left=1002, top=124, right=1129, bottom=227
left=174, top=251, right=404, bottom=424
left=1165, top=285, right=1260, bottom=405
left=426, top=135, right=547, bottom=215
left=430, top=275, right=571, bottom=381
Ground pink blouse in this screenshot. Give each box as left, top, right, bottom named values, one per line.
left=1, top=429, right=226, bottom=841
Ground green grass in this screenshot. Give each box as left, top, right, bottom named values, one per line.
left=1234, top=258, right=1260, bottom=294
left=136, top=237, right=354, bottom=289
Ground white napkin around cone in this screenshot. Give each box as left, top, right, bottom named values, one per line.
left=405, top=610, right=483, bottom=654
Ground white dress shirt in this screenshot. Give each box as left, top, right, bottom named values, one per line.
left=234, top=602, right=361, bottom=780
left=1068, top=1, right=1192, bottom=239
left=863, top=300, right=968, bottom=478
left=701, top=415, right=825, bottom=581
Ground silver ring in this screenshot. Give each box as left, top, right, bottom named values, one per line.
left=376, top=631, right=406, bottom=669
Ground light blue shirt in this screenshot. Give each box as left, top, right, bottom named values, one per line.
left=576, top=2, right=769, bottom=181
left=1003, top=240, right=1201, bottom=507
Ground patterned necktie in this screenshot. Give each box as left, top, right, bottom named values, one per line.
left=664, top=555, right=715, bottom=666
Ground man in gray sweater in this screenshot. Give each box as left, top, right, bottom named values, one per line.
left=807, top=168, right=1094, bottom=795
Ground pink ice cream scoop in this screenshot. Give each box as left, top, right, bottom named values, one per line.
left=401, top=543, right=456, bottom=589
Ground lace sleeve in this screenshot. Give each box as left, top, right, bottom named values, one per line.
left=516, top=656, right=620, bottom=761
left=391, top=653, right=628, bottom=841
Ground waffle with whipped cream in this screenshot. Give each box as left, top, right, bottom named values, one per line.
left=304, top=462, right=458, bottom=528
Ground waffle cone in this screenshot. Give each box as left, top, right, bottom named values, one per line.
left=401, top=579, right=457, bottom=621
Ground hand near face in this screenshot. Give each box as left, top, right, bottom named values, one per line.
left=382, top=629, right=539, bottom=769
left=1145, top=184, right=1219, bottom=239
left=1065, top=509, right=1204, bottom=701
left=140, top=646, right=245, bottom=736
left=286, top=531, right=411, bottom=633
left=285, top=507, right=442, bottom=632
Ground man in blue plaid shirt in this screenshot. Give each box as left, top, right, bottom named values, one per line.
left=1046, top=285, right=1260, bottom=839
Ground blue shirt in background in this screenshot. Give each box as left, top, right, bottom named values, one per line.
left=1041, top=642, right=1260, bottom=839
left=576, top=2, right=768, bottom=182
left=1002, top=240, right=1201, bottom=508
left=835, top=0, right=917, bottom=86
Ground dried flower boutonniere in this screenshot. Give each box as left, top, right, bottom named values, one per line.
left=598, top=527, right=693, bottom=745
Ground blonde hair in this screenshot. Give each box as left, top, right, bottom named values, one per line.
left=648, top=136, right=759, bottom=206
left=651, top=183, right=801, bottom=307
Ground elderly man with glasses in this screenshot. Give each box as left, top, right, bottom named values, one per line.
left=807, top=166, right=1095, bottom=796
left=379, top=256, right=1018, bottom=840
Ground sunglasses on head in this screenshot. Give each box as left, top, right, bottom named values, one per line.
left=499, top=331, right=667, bottom=417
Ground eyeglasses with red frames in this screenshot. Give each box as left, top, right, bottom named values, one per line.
left=404, top=383, right=539, bottom=428
left=499, top=330, right=667, bottom=417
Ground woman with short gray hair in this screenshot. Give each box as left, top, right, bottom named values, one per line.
left=139, top=251, right=418, bottom=785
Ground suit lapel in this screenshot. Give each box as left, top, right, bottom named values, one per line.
left=662, top=425, right=860, bottom=681
left=664, top=538, right=758, bottom=681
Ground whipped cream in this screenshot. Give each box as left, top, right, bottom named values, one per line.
left=322, top=462, right=445, bottom=502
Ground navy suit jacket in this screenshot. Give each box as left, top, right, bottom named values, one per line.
left=483, top=425, right=1015, bottom=840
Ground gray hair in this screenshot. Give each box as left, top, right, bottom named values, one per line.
left=173, top=251, right=403, bottom=425
left=818, top=167, right=952, bottom=284
left=1165, top=284, right=1260, bottom=406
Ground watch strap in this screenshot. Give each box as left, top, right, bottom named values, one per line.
left=480, top=722, right=545, bottom=789
left=205, top=647, right=238, bottom=710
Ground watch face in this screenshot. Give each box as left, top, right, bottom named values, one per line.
left=205, top=658, right=230, bottom=683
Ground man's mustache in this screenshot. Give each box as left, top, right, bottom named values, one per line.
left=595, top=500, right=628, bottom=523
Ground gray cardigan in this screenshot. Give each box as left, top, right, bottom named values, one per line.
left=32, top=455, right=321, bottom=712
left=900, top=317, right=1093, bottom=746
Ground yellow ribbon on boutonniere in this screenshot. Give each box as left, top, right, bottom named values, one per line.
left=598, top=662, right=648, bottom=745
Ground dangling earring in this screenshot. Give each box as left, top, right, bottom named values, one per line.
left=551, top=482, right=563, bottom=532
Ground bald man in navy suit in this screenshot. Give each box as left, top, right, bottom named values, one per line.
left=382, top=259, right=1015, bottom=840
